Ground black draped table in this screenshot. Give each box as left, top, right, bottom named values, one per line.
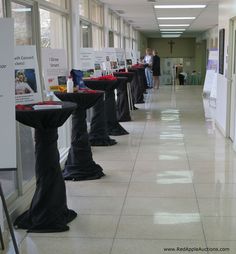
left=113, top=74, right=131, bottom=122
left=128, top=68, right=144, bottom=104
left=131, top=67, right=146, bottom=103
left=54, top=91, right=105, bottom=181
left=85, top=79, right=128, bottom=140
left=116, top=71, right=135, bottom=111
left=14, top=102, right=77, bottom=233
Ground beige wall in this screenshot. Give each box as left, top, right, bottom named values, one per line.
left=137, top=32, right=148, bottom=56
left=147, top=38, right=196, bottom=58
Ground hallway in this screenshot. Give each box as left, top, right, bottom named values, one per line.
left=14, top=86, right=236, bottom=253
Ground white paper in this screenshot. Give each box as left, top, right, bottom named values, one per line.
left=42, top=48, right=68, bottom=91
left=79, top=48, right=95, bottom=70
left=15, top=46, right=43, bottom=104
left=102, top=48, right=118, bottom=70
left=0, top=18, right=16, bottom=170
left=203, top=70, right=217, bottom=95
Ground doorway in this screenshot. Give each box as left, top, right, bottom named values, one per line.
left=228, top=18, right=236, bottom=142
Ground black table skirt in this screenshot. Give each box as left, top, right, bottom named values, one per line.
left=113, top=75, right=131, bottom=122
left=128, top=68, right=145, bottom=104
left=55, top=92, right=105, bottom=181
left=14, top=102, right=77, bottom=233
left=85, top=80, right=128, bottom=143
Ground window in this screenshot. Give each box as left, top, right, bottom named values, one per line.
left=0, top=172, right=16, bottom=197
left=124, top=23, right=130, bottom=37
left=114, top=33, right=120, bottom=48
left=45, top=0, right=66, bottom=9
left=91, top=1, right=103, bottom=25
left=11, top=2, right=33, bottom=45
left=80, top=21, right=91, bottom=47
left=108, top=11, right=112, bottom=30
left=0, top=0, right=3, bottom=17
left=79, top=0, right=89, bottom=18
left=113, top=15, right=120, bottom=33
left=92, top=25, right=103, bottom=49
left=109, top=31, right=114, bottom=47
left=40, top=8, right=67, bottom=48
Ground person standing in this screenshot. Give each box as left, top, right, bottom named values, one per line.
left=152, top=50, right=161, bottom=89
left=143, top=48, right=153, bottom=88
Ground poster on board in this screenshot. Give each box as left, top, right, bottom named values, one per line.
left=0, top=18, right=16, bottom=172
left=79, top=48, right=95, bottom=71
left=115, top=48, right=126, bottom=68
left=203, top=49, right=218, bottom=97
left=42, top=48, right=68, bottom=91
left=94, top=51, right=106, bottom=76
left=15, top=45, right=42, bottom=104
left=102, top=48, right=119, bottom=71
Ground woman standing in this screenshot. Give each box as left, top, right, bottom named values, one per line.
left=152, top=50, right=161, bottom=89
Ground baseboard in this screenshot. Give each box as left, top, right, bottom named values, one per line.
left=215, top=119, right=227, bottom=137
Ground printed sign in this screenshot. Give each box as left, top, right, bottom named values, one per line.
left=0, top=18, right=16, bottom=171
left=42, top=48, right=68, bottom=91
left=15, top=46, right=42, bottom=104
left=79, top=48, right=95, bottom=70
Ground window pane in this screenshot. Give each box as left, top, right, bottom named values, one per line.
left=108, top=11, right=112, bottom=29
left=40, top=9, right=67, bottom=48
left=114, top=33, right=120, bottom=48
left=11, top=2, right=33, bottom=45
left=0, top=0, right=3, bottom=17
left=113, top=15, right=120, bottom=33
left=79, top=0, right=89, bottom=18
left=80, top=22, right=91, bottom=47
left=0, top=172, right=16, bottom=197
left=92, top=25, right=103, bottom=49
left=91, top=1, right=103, bottom=25
left=45, top=0, right=66, bottom=8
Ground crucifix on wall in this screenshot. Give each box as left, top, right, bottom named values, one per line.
left=168, top=40, right=175, bottom=54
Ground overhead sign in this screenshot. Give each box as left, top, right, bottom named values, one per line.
left=42, top=48, right=68, bottom=91
left=0, top=18, right=16, bottom=171
left=15, top=45, right=43, bottom=104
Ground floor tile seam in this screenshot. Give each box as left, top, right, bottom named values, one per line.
left=172, top=87, right=210, bottom=253
left=109, top=91, right=154, bottom=254
left=181, top=117, right=209, bottom=251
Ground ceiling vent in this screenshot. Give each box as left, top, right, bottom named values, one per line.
left=147, top=0, right=156, bottom=2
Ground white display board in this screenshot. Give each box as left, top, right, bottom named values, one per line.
left=203, top=49, right=218, bottom=95
left=42, top=48, right=68, bottom=91
left=15, top=46, right=42, bottom=104
left=0, top=19, right=16, bottom=171
left=102, top=48, right=118, bottom=71
left=79, top=48, right=95, bottom=70
left=115, top=48, right=126, bottom=68
left=94, top=51, right=106, bottom=76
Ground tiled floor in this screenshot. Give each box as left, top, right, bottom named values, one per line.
left=5, top=85, right=236, bottom=253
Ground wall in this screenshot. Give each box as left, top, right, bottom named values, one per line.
left=147, top=38, right=196, bottom=58
left=137, top=32, right=148, bottom=56
left=216, top=0, right=236, bottom=136
left=195, top=40, right=207, bottom=84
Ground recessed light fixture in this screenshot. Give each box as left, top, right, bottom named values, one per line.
left=161, top=34, right=181, bottom=38
left=12, top=8, right=31, bottom=12
left=157, top=17, right=196, bottom=20
left=160, top=28, right=186, bottom=31
left=154, top=5, right=206, bottom=9
left=161, top=31, right=183, bottom=34
left=159, top=24, right=190, bottom=27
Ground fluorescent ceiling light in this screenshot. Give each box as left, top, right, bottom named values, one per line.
left=160, top=28, right=186, bottom=31
left=154, top=5, right=206, bottom=9
left=161, top=31, right=183, bottom=34
left=12, top=8, right=31, bottom=12
left=162, top=34, right=181, bottom=38
left=158, top=17, right=196, bottom=20
left=159, top=24, right=190, bottom=27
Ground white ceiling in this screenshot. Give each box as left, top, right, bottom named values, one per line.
left=100, top=0, right=219, bottom=38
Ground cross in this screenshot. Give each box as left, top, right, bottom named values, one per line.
left=168, top=40, right=175, bottom=54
